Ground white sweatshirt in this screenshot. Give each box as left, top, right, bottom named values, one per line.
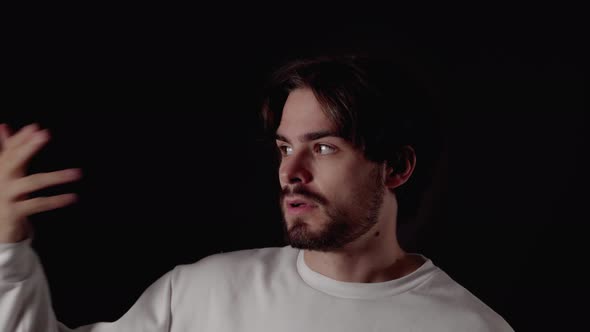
left=0, top=239, right=514, bottom=332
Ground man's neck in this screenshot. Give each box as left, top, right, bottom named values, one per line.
left=302, top=231, right=425, bottom=283
left=303, top=246, right=425, bottom=283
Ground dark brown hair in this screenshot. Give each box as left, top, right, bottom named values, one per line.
left=260, top=55, right=443, bottom=221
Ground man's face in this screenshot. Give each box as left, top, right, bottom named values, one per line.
left=276, top=88, right=386, bottom=252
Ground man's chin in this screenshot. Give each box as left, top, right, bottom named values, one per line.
left=285, top=223, right=332, bottom=251
left=284, top=215, right=323, bottom=232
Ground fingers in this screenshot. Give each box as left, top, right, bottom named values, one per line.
left=0, top=124, right=11, bottom=152
left=1, top=123, right=40, bottom=150
left=15, top=193, right=78, bottom=217
left=8, top=169, right=83, bottom=201
left=0, top=123, right=12, bottom=141
left=0, top=127, right=50, bottom=177
left=0, top=123, right=81, bottom=242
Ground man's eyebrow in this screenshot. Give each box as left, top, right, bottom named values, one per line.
left=275, top=130, right=343, bottom=144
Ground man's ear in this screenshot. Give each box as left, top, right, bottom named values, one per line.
left=384, top=145, right=416, bottom=190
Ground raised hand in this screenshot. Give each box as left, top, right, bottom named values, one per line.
left=0, top=123, right=82, bottom=243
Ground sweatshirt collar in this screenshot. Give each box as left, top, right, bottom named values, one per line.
left=296, top=249, right=438, bottom=299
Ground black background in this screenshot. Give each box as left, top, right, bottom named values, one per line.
left=1, top=5, right=588, bottom=331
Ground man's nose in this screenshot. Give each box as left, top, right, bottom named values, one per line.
left=279, top=151, right=312, bottom=185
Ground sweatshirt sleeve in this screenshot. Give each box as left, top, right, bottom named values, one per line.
left=0, top=239, right=174, bottom=332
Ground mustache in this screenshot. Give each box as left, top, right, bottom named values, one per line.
left=280, top=185, right=328, bottom=206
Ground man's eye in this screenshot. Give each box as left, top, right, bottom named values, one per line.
left=315, top=144, right=336, bottom=155
left=278, top=145, right=293, bottom=155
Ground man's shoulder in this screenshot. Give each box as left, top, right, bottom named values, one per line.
left=170, top=245, right=296, bottom=284
left=414, top=267, right=514, bottom=331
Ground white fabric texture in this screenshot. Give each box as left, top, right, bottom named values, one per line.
left=0, top=239, right=514, bottom=331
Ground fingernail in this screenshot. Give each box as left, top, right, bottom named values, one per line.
left=68, top=169, right=82, bottom=177
left=67, top=193, right=79, bottom=204
left=34, top=130, right=49, bottom=141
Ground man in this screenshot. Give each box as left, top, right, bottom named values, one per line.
left=0, top=56, right=514, bottom=331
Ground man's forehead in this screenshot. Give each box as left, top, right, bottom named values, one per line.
left=280, top=89, right=327, bottom=119
left=276, top=113, right=340, bottom=141
left=276, top=87, right=350, bottom=143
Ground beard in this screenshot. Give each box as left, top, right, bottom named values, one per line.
left=280, top=165, right=385, bottom=252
